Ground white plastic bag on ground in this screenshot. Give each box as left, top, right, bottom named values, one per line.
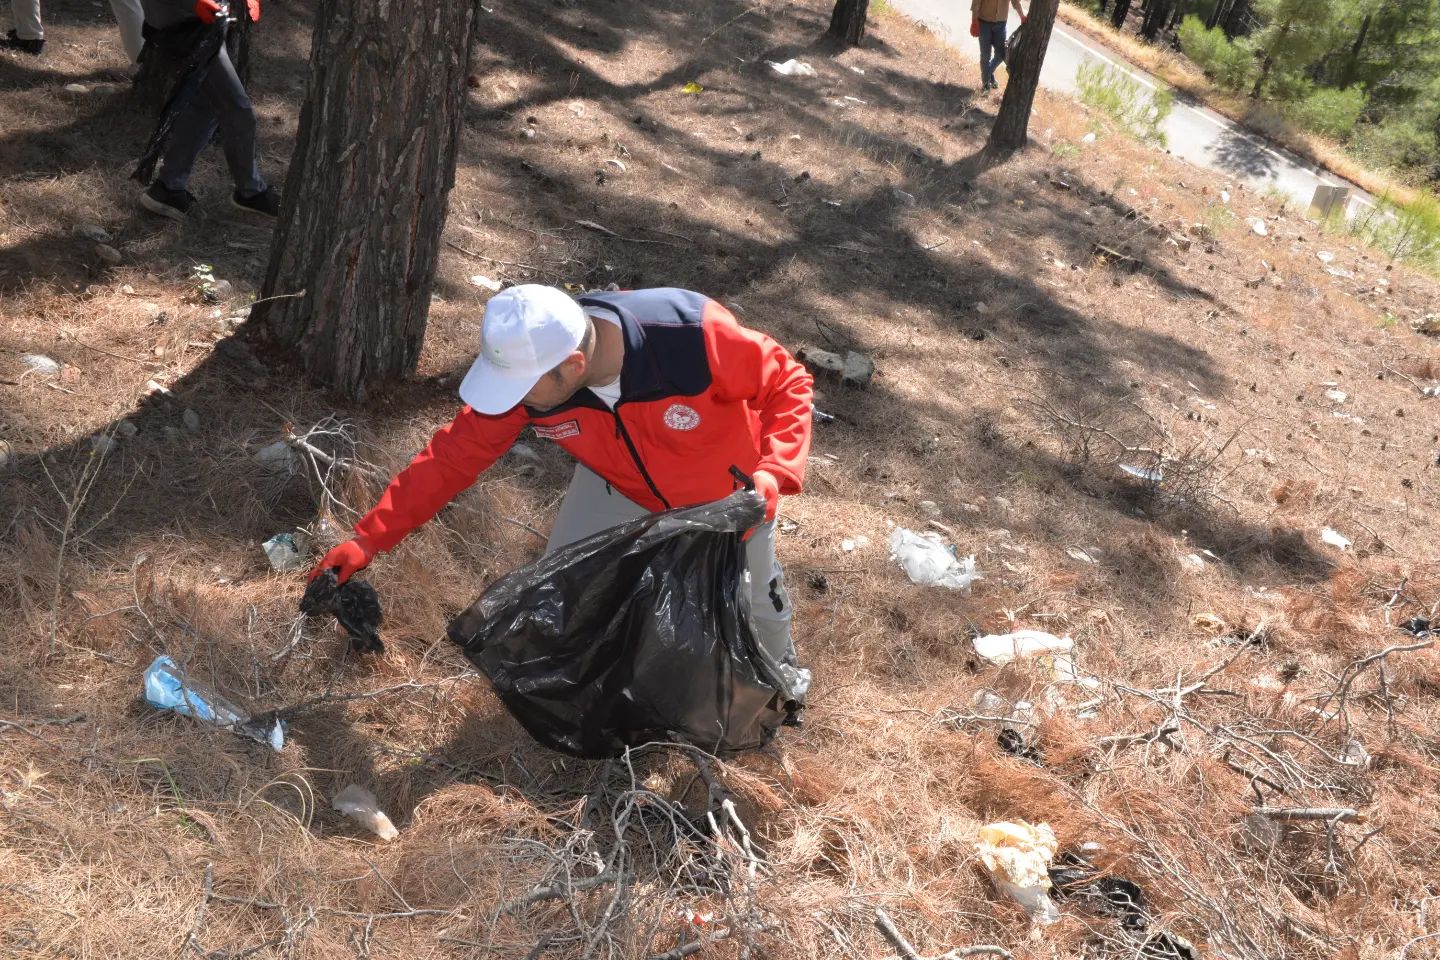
left=973, top=630, right=1073, bottom=664
left=976, top=821, right=1060, bottom=924
left=332, top=785, right=399, bottom=841
left=888, top=528, right=982, bottom=591
left=766, top=58, right=816, bottom=77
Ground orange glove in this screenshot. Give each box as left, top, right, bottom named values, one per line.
left=194, top=0, right=225, bottom=22
left=1021, top=13, right=1028, bottom=22
left=308, top=536, right=376, bottom=585
left=247, top=0, right=260, bottom=21
left=970, top=18, right=980, bottom=36
left=753, top=470, right=780, bottom=524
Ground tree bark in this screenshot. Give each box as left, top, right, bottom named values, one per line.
left=1339, top=12, right=1370, bottom=88
left=1140, top=0, right=1170, bottom=39
left=254, top=0, right=480, bottom=400
left=827, top=0, right=868, bottom=46
left=987, top=0, right=1059, bottom=153
left=1110, top=0, right=1132, bottom=30
left=1250, top=17, right=1288, bottom=98
left=1222, top=0, right=1251, bottom=37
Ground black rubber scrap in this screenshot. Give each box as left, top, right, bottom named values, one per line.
left=300, top=569, right=385, bottom=654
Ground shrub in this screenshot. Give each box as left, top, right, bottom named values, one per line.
left=1282, top=86, right=1366, bottom=140
left=1178, top=15, right=1252, bottom=91
left=1076, top=60, right=1173, bottom=147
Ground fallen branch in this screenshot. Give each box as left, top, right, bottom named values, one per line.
left=0, top=713, right=85, bottom=741
left=1255, top=807, right=1364, bottom=823
left=249, top=673, right=477, bottom=726
left=499, top=870, right=624, bottom=913
left=1095, top=723, right=1182, bottom=751
left=874, top=909, right=1013, bottom=960
left=648, top=927, right=734, bottom=960
left=575, top=219, right=681, bottom=246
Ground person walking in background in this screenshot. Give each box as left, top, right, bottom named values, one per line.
left=3, top=0, right=45, bottom=54
left=133, top=0, right=278, bottom=220
left=970, top=0, right=1026, bottom=92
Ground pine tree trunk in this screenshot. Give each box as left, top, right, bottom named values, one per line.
left=1222, top=0, right=1250, bottom=37
left=1140, top=0, right=1170, bottom=39
left=1250, top=18, right=1287, bottom=98
left=1110, top=0, right=1132, bottom=30
left=988, top=0, right=1059, bottom=153
left=827, top=0, right=868, bottom=46
left=1340, top=13, right=1369, bottom=88
left=254, top=0, right=481, bottom=401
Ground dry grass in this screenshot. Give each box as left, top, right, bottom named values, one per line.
left=4, top=0, right=1440, bottom=958
left=1055, top=2, right=1423, bottom=206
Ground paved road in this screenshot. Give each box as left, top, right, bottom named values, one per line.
left=890, top=0, right=1374, bottom=216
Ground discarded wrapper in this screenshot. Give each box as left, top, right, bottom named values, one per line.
left=889, top=528, right=982, bottom=591
left=142, top=655, right=284, bottom=751
left=332, top=785, right=399, bottom=841
left=976, top=820, right=1060, bottom=924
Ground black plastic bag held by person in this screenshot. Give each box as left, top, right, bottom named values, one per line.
left=447, top=491, right=805, bottom=759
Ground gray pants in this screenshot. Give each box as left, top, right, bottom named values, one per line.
left=546, top=464, right=808, bottom=699
left=157, top=43, right=265, bottom=196
left=10, top=0, right=41, bottom=39
left=109, top=0, right=144, bottom=60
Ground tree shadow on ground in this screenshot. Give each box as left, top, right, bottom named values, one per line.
left=1206, top=125, right=1280, bottom=181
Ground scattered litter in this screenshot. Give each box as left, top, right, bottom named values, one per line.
left=1220, top=189, right=1231, bottom=204
left=603, top=158, right=626, bottom=172
left=766, top=58, right=817, bottom=77
left=891, top=188, right=917, bottom=206
left=1119, top=463, right=1164, bottom=483
left=468, top=274, right=503, bottom=291
left=508, top=441, right=542, bottom=464
left=90, top=434, right=118, bottom=456
left=21, top=354, right=61, bottom=376
left=1144, top=933, right=1199, bottom=960
left=918, top=500, right=941, bottom=517
left=1413, top=314, right=1439, bottom=335
left=74, top=223, right=112, bottom=243
left=997, top=726, right=1042, bottom=763
left=569, top=102, right=585, bottom=117
left=821, top=199, right=842, bottom=208
left=301, top=569, right=385, bottom=654
left=680, top=81, right=703, bottom=94
left=973, top=630, right=1073, bottom=665
left=1402, top=617, right=1431, bottom=637
left=843, top=95, right=866, bottom=104
left=1324, top=389, right=1347, bottom=403
left=1340, top=738, right=1371, bottom=769
left=262, top=531, right=310, bottom=572
left=1316, top=251, right=1335, bottom=263
left=116, top=420, right=139, bottom=439
left=142, top=654, right=285, bottom=750
left=848, top=65, right=865, bottom=75
left=331, top=785, right=399, bottom=841
left=1049, top=849, right=1148, bottom=931
left=1249, top=218, right=1268, bottom=236
left=841, top=535, right=869, bottom=553
left=254, top=439, right=299, bottom=474
left=1320, top=527, right=1352, bottom=551
left=976, top=821, right=1060, bottom=924
left=796, top=347, right=874, bottom=388
left=1081, top=132, right=1096, bottom=143
left=144, top=378, right=171, bottom=396
left=1066, top=546, right=1100, bottom=564
left=889, top=528, right=982, bottom=591
left=63, top=82, right=89, bottom=94
left=182, top=408, right=200, bottom=432
left=1325, top=266, right=1354, bottom=278
left=1181, top=553, right=1206, bottom=570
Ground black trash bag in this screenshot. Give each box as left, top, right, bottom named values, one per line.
left=1005, top=21, right=1026, bottom=71
left=447, top=491, right=805, bottom=759
left=301, top=570, right=385, bottom=654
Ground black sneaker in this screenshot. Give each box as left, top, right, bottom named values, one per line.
left=3, top=29, right=45, bottom=55
left=140, top=182, right=197, bottom=221
left=230, top=187, right=280, bottom=218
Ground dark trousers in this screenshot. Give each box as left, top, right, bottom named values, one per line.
left=157, top=42, right=265, bottom=195
left=978, top=19, right=1007, bottom=88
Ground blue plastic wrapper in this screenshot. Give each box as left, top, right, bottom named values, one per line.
left=142, top=655, right=285, bottom=751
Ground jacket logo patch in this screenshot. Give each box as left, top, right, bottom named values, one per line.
left=534, top=420, right=581, bottom=440
left=663, top=403, right=701, bottom=431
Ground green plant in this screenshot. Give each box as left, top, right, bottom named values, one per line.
left=1283, top=86, right=1365, bottom=140
left=1202, top=203, right=1238, bottom=234
left=1076, top=60, right=1173, bottom=147
left=1052, top=141, right=1080, bottom=159
left=1347, top=190, right=1440, bottom=273
left=1177, top=15, right=1253, bottom=92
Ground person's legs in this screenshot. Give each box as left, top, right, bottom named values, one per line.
left=9, top=0, right=41, bottom=39
left=977, top=22, right=995, bottom=89
left=155, top=95, right=220, bottom=194
left=743, top=516, right=811, bottom=701
left=545, top=463, right=649, bottom=553
left=200, top=43, right=265, bottom=196
left=986, top=21, right=1009, bottom=86
left=107, top=0, right=144, bottom=61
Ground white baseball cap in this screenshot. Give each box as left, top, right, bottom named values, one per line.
left=459, top=285, right=587, bottom=414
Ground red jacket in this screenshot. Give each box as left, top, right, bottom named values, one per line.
left=354, top=288, right=814, bottom=553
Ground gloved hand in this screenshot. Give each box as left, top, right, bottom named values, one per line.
left=1021, top=13, right=1028, bottom=22
left=753, top=469, right=780, bottom=524
left=309, top=536, right=376, bottom=585
left=970, top=17, right=980, bottom=36
left=247, top=0, right=260, bottom=21
left=193, top=0, right=225, bottom=22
